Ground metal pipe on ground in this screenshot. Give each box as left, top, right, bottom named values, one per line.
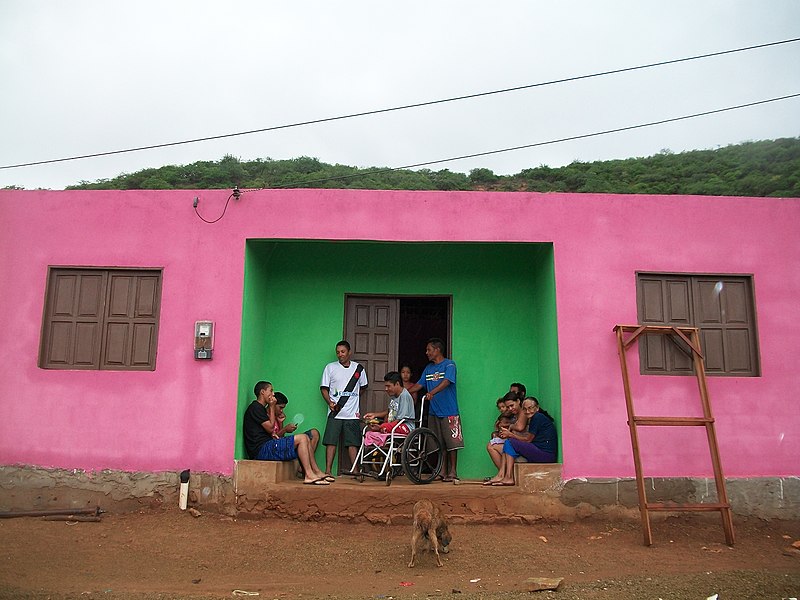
left=42, top=515, right=103, bottom=522
left=0, top=506, right=103, bottom=519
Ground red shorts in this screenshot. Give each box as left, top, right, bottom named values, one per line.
left=379, top=421, right=411, bottom=435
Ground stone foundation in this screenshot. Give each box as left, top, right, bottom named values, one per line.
left=1, top=464, right=797, bottom=521
left=561, top=475, right=800, bottom=519
left=0, top=465, right=235, bottom=515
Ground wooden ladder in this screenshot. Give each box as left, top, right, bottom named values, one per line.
left=614, top=324, right=735, bottom=546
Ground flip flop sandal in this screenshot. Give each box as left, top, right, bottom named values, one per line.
left=303, top=478, right=330, bottom=485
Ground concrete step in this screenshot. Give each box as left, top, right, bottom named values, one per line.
left=234, top=459, right=300, bottom=489
left=233, top=460, right=565, bottom=523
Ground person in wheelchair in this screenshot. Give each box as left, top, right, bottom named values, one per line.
left=362, top=371, right=416, bottom=447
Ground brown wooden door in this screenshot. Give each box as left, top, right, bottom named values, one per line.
left=344, top=296, right=399, bottom=416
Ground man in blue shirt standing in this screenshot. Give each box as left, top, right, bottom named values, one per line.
left=408, top=337, right=463, bottom=483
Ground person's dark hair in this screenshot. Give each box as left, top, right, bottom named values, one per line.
left=427, top=337, right=445, bottom=355
left=254, top=381, right=272, bottom=398
left=336, top=340, right=351, bottom=351
left=510, top=382, right=527, bottom=399
left=274, top=391, right=288, bottom=406
left=496, top=397, right=506, bottom=408
left=525, top=396, right=555, bottom=422
left=502, top=391, right=519, bottom=403
left=383, top=371, right=402, bottom=386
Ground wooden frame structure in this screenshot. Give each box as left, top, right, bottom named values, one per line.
left=614, top=324, right=735, bottom=546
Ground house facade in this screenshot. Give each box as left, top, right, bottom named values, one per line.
left=1, top=188, right=797, bottom=517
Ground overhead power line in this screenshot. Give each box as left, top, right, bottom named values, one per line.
left=253, top=93, right=800, bottom=189
left=2, top=36, right=799, bottom=171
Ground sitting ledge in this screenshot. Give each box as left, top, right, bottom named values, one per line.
left=512, top=461, right=563, bottom=493
left=234, top=459, right=299, bottom=494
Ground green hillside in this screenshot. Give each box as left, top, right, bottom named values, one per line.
left=65, top=137, right=800, bottom=197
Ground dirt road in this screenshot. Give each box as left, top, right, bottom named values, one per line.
left=1, top=507, right=798, bottom=599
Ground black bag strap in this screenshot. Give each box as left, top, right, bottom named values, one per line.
left=334, top=363, right=364, bottom=412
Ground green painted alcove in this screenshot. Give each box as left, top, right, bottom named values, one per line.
left=236, top=240, right=561, bottom=478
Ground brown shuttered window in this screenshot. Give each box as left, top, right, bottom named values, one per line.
left=39, top=267, right=162, bottom=371
left=636, top=273, right=760, bottom=377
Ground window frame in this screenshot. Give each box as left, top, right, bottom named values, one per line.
left=38, top=266, right=163, bottom=371
left=635, top=271, right=761, bottom=377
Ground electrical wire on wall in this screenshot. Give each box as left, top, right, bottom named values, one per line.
left=193, top=187, right=240, bottom=224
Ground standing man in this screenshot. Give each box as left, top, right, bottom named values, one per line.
left=509, top=382, right=527, bottom=401
left=408, top=337, right=463, bottom=483
left=320, top=340, right=368, bottom=478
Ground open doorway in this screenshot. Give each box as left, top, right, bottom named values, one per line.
left=398, top=296, right=450, bottom=383
left=345, top=295, right=450, bottom=415
left=341, top=294, right=449, bottom=474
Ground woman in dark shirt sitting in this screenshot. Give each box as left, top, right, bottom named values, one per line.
left=485, top=396, right=557, bottom=486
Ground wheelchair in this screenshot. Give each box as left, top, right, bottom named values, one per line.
left=350, top=395, right=443, bottom=485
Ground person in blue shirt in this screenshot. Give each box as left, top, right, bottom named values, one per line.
left=486, top=396, right=558, bottom=486
left=408, top=338, right=463, bottom=483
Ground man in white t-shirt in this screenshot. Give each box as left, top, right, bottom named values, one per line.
left=320, top=340, right=368, bottom=478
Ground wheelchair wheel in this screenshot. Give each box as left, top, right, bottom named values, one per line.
left=401, top=427, right=443, bottom=484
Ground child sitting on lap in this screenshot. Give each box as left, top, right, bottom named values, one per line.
left=490, top=395, right=515, bottom=446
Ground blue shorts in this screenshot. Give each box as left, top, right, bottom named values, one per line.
left=256, top=436, right=298, bottom=461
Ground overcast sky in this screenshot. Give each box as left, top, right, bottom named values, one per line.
left=1, top=1, right=799, bottom=190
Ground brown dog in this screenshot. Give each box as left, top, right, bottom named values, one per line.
left=409, top=499, right=452, bottom=568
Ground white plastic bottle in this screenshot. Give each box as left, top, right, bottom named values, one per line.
left=179, top=469, right=190, bottom=510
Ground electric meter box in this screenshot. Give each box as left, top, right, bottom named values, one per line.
left=194, top=321, right=214, bottom=360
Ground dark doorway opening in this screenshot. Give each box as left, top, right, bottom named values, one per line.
left=338, top=294, right=449, bottom=475
left=398, top=296, right=450, bottom=381
left=397, top=296, right=449, bottom=473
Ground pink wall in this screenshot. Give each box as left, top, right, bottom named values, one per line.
left=1, top=189, right=798, bottom=479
